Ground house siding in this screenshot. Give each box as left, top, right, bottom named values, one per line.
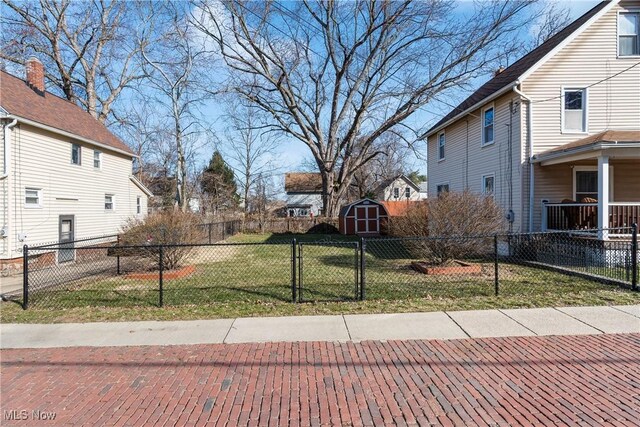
left=285, top=193, right=323, bottom=216
left=378, top=177, right=421, bottom=201
left=1, top=123, right=147, bottom=259
left=523, top=0, right=640, bottom=156
left=427, top=91, right=524, bottom=232
left=524, top=0, right=640, bottom=230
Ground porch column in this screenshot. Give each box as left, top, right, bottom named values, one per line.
left=597, top=155, right=609, bottom=240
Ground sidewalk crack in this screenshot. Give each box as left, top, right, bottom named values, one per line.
left=222, top=318, right=237, bottom=344
left=341, top=315, right=352, bottom=341
left=552, top=307, right=605, bottom=334
left=498, top=309, right=538, bottom=336
left=444, top=312, right=470, bottom=338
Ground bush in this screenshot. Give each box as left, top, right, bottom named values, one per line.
left=120, top=210, right=205, bottom=270
left=389, top=191, right=506, bottom=264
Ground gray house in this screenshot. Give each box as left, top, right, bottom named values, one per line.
left=284, top=173, right=323, bottom=217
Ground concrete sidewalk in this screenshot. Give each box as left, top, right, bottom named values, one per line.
left=1, top=305, right=638, bottom=349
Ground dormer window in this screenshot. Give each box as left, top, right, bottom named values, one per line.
left=619, top=12, right=639, bottom=56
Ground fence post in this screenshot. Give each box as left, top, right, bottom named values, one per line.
left=208, top=223, right=212, bottom=244
left=291, top=239, right=297, bottom=303
left=222, top=222, right=226, bottom=240
left=22, top=245, right=29, bottom=310
left=360, top=237, right=366, bottom=301
left=632, top=223, right=638, bottom=291
left=494, top=235, right=499, bottom=296
left=159, top=245, right=164, bottom=307
left=116, top=235, right=121, bottom=275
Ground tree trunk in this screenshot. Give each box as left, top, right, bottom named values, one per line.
left=321, top=170, right=340, bottom=217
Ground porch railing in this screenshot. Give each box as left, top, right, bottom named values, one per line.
left=542, top=202, right=639, bottom=236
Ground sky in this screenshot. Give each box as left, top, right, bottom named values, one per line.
left=196, top=0, right=602, bottom=192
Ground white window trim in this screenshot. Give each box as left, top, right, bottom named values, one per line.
left=136, top=196, right=142, bottom=215
left=561, top=86, right=589, bottom=134
left=71, top=143, right=82, bottom=166
left=93, top=150, right=102, bottom=169
left=24, top=187, right=43, bottom=208
left=481, top=173, right=495, bottom=196
left=105, top=194, right=115, bottom=211
left=437, top=131, right=446, bottom=161
left=481, top=103, right=495, bottom=147
left=617, top=9, right=640, bottom=58
left=436, top=182, right=450, bottom=196
left=572, top=166, right=614, bottom=202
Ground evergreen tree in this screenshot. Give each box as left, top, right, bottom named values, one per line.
left=201, top=151, right=239, bottom=213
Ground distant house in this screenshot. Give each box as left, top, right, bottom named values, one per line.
left=284, top=173, right=323, bottom=217
left=373, top=174, right=422, bottom=201
left=418, top=182, right=429, bottom=200
left=425, top=0, right=640, bottom=239
left=0, top=58, right=152, bottom=273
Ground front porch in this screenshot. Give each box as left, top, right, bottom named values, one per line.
left=533, top=130, right=640, bottom=239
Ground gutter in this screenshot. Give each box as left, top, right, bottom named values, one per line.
left=424, top=81, right=519, bottom=139
left=533, top=141, right=640, bottom=163
left=2, top=114, right=137, bottom=159
left=1, top=118, right=18, bottom=180
left=512, top=82, right=534, bottom=232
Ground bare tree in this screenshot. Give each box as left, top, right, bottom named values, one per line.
left=221, top=98, right=280, bottom=214
left=192, top=0, right=536, bottom=216
left=530, top=1, right=572, bottom=48
left=1, top=0, right=145, bottom=123
left=138, top=1, right=211, bottom=211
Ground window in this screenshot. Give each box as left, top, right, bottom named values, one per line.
left=438, top=132, right=445, bottom=160
left=619, top=12, right=640, bottom=56
left=136, top=196, right=142, bottom=215
left=71, top=143, right=81, bottom=165
left=482, top=106, right=494, bottom=146
left=436, top=183, right=449, bottom=196
left=482, top=174, right=495, bottom=196
left=93, top=150, right=102, bottom=169
left=563, top=88, right=587, bottom=132
left=24, top=188, right=42, bottom=207
left=574, top=170, right=598, bottom=201
left=105, top=194, right=114, bottom=211
left=405, top=187, right=411, bottom=198
left=393, top=187, right=399, bottom=199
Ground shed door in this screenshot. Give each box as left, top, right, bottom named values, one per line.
left=355, top=206, right=378, bottom=233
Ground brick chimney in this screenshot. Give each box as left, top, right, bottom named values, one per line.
left=25, top=57, right=45, bottom=94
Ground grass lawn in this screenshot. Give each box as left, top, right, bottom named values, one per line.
left=2, top=232, right=638, bottom=323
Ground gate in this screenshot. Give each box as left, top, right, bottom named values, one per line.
left=296, top=241, right=361, bottom=302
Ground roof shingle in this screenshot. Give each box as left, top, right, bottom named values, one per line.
left=284, top=173, right=323, bottom=193
left=0, top=70, right=133, bottom=155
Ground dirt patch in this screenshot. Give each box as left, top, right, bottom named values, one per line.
left=125, top=265, right=196, bottom=280
left=186, top=245, right=240, bottom=264
left=411, top=260, right=482, bottom=275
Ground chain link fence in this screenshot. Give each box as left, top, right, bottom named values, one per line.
left=8, top=225, right=638, bottom=309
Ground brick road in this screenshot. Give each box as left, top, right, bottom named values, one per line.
left=1, top=334, right=639, bottom=426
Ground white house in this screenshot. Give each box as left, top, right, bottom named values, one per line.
left=373, top=174, right=423, bottom=201
left=0, top=58, right=152, bottom=274
left=284, top=172, right=323, bottom=217
left=425, top=0, right=639, bottom=239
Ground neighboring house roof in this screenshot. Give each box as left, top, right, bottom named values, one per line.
left=534, top=130, right=640, bottom=162
left=284, top=173, right=322, bottom=193
left=379, top=200, right=425, bottom=217
left=130, top=175, right=154, bottom=197
left=0, top=70, right=134, bottom=156
left=373, top=174, right=421, bottom=195
left=425, top=0, right=612, bottom=137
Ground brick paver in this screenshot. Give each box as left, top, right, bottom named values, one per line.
left=1, top=334, right=639, bottom=426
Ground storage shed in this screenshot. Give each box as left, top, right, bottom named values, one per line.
left=339, top=199, right=389, bottom=236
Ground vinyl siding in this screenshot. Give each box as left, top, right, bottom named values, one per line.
left=378, top=177, right=421, bottom=201
left=427, top=91, right=524, bottom=232
left=2, top=123, right=147, bottom=258
left=523, top=0, right=640, bottom=155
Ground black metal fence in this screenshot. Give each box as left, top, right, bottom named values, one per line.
left=12, top=225, right=639, bottom=309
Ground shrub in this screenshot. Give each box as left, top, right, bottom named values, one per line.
left=389, top=190, right=506, bottom=264
left=120, top=210, right=205, bottom=270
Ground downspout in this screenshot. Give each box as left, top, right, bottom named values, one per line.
left=512, top=82, right=534, bottom=232
left=1, top=118, right=18, bottom=180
